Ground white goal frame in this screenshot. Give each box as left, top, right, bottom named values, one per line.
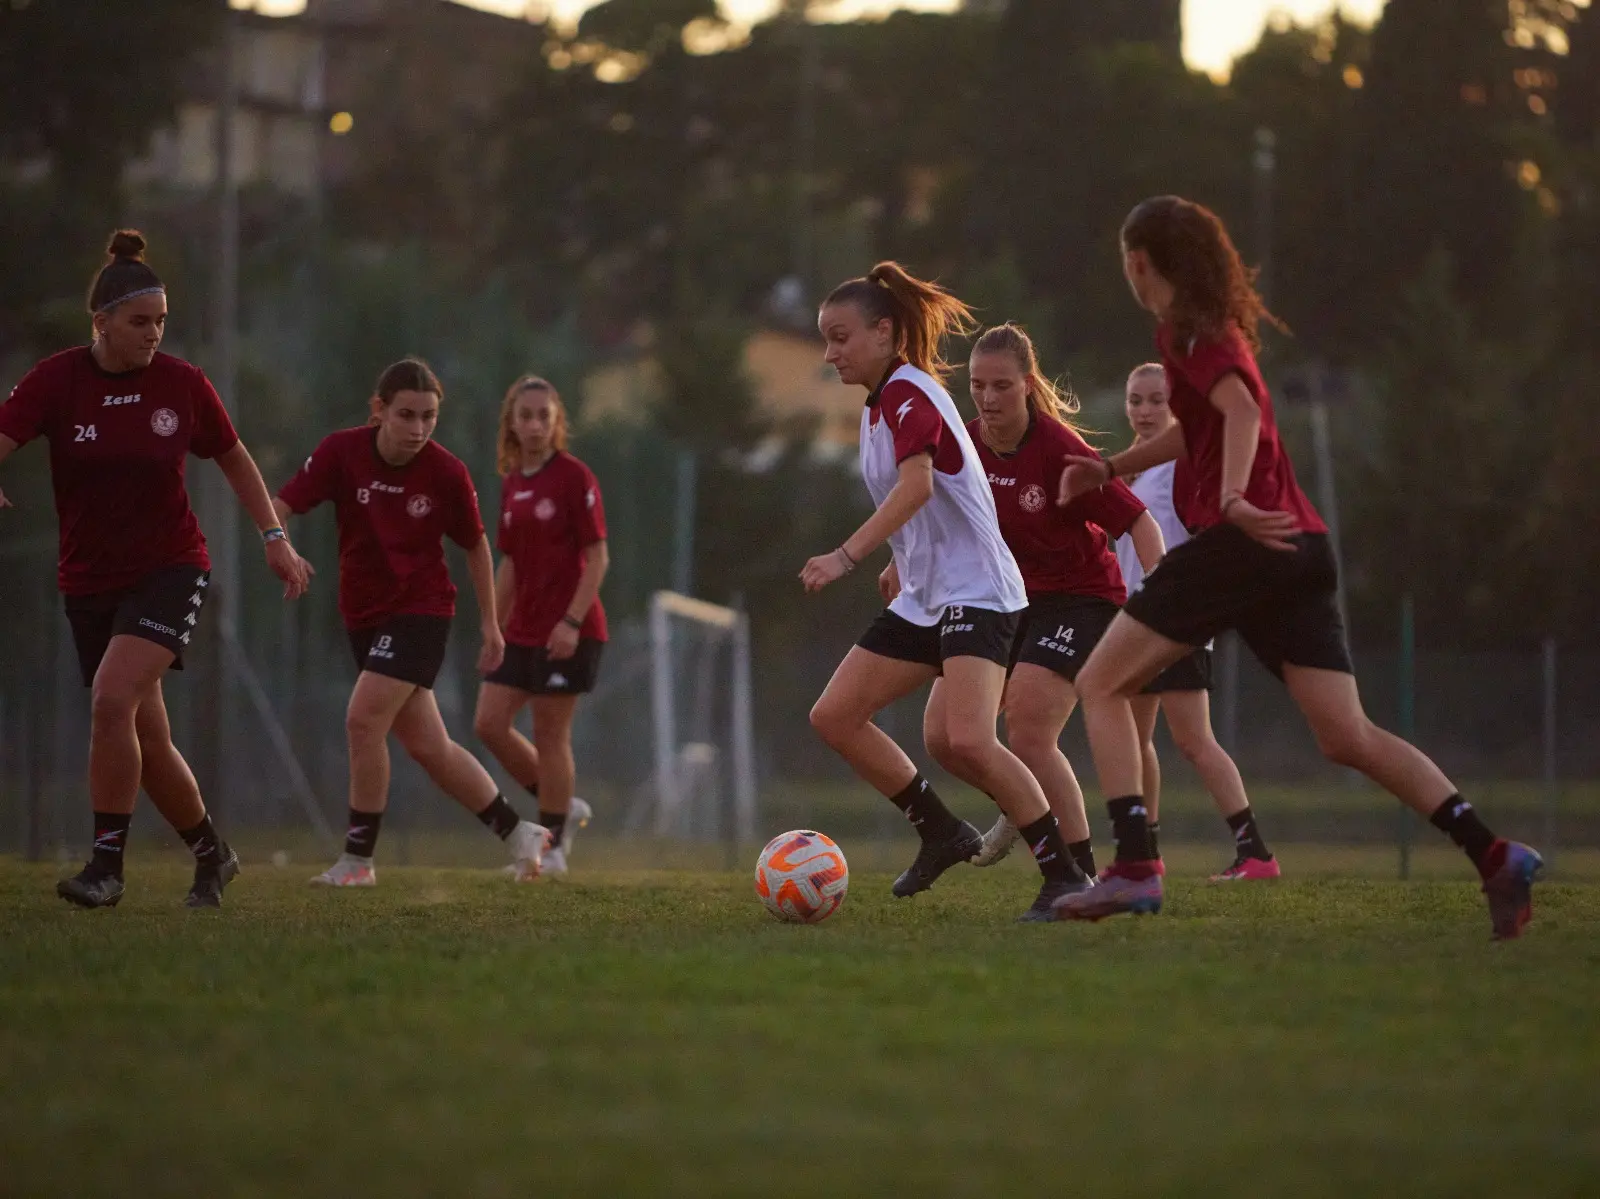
left=648, top=590, right=757, bottom=844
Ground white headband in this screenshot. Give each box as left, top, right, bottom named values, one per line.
left=96, top=285, right=166, bottom=315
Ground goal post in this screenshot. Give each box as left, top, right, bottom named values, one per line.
left=647, top=590, right=757, bottom=846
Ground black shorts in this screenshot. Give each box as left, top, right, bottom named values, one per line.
left=347, top=614, right=452, bottom=689
left=1142, top=647, right=1213, bottom=694
left=484, top=638, right=605, bottom=695
left=1123, top=525, right=1353, bottom=680
left=63, top=564, right=210, bottom=687
left=1009, top=593, right=1120, bottom=683
left=857, top=606, right=1018, bottom=670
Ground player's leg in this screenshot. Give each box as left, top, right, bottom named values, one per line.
left=1130, top=694, right=1163, bottom=872
left=59, top=632, right=173, bottom=907
left=473, top=680, right=539, bottom=802
left=939, top=654, right=1092, bottom=920
left=134, top=680, right=241, bottom=906
left=1002, top=664, right=1095, bottom=875
left=1054, top=614, right=1188, bottom=920
left=391, top=687, right=549, bottom=880
left=1159, top=688, right=1278, bottom=880
left=530, top=694, right=584, bottom=872
left=310, top=670, right=415, bottom=886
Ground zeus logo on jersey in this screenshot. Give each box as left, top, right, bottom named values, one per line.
left=102, top=393, right=142, bottom=407
left=987, top=473, right=1017, bottom=487
left=368, top=481, right=405, bottom=494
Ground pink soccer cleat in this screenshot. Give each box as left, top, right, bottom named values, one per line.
left=1480, top=840, right=1543, bottom=940
left=1057, top=861, right=1163, bottom=921
left=1209, top=855, right=1281, bottom=882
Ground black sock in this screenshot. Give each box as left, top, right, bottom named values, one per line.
left=91, top=811, right=132, bottom=879
left=523, top=780, right=541, bottom=806
left=1107, top=796, right=1154, bottom=863
left=475, top=795, right=522, bottom=841
left=1147, top=820, right=1162, bottom=859
left=177, top=814, right=226, bottom=868
left=344, top=809, right=383, bottom=858
left=888, top=773, right=960, bottom=841
left=1018, top=813, right=1082, bottom=883
left=1428, top=794, right=1497, bottom=871
left=539, top=809, right=569, bottom=848
left=1225, top=806, right=1272, bottom=861
left=1068, top=838, right=1096, bottom=879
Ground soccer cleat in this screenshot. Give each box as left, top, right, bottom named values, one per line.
left=506, top=821, right=551, bottom=882
left=1017, top=875, right=1094, bottom=923
left=1481, top=839, right=1543, bottom=941
left=559, top=797, right=594, bottom=859
left=57, top=864, right=125, bottom=909
left=540, top=846, right=569, bottom=877
left=971, top=814, right=1019, bottom=868
left=1056, top=862, right=1163, bottom=921
left=1099, top=857, right=1165, bottom=881
left=891, top=821, right=983, bottom=898
left=1209, top=855, right=1281, bottom=882
left=309, top=854, right=377, bottom=887
left=184, top=846, right=241, bottom=908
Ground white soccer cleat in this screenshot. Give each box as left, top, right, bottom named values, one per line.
left=970, top=814, right=1019, bottom=867
left=541, top=846, right=569, bottom=877
left=560, top=797, right=594, bottom=860
left=309, top=853, right=376, bottom=887
left=505, top=821, right=551, bottom=882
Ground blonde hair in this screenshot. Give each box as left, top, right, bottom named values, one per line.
left=495, top=376, right=568, bottom=476
left=822, top=261, right=978, bottom=382
left=1127, top=362, right=1166, bottom=388
left=971, top=323, right=1081, bottom=429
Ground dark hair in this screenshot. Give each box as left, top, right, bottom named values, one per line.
left=374, top=357, right=444, bottom=405
left=1120, top=196, right=1287, bottom=350
left=87, top=229, right=164, bottom=314
left=822, top=261, right=977, bottom=382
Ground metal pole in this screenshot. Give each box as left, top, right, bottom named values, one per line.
left=730, top=608, right=757, bottom=858
left=790, top=5, right=819, bottom=294
left=1252, top=127, right=1277, bottom=308
left=1309, top=398, right=1348, bottom=626
left=1397, top=593, right=1416, bottom=880
left=1217, top=633, right=1240, bottom=753
left=1542, top=637, right=1558, bottom=866
left=672, top=449, right=696, bottom=597
left=649, top=593, right=678, bottom=834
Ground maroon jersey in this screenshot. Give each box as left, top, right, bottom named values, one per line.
left=1157, top=323, right=1327, bottom=535
left=278, top=427, right=485, bottom=628
left=968, top=415, right=1146, bottom=604
left=0, top=347, right=238, bottom=595
left=497, top=451, right=608, bottom=646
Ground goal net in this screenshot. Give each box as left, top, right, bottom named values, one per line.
left=621, top=591, right=757, bottom=844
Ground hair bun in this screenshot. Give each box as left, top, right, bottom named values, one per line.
left=106, top=229, right=148, bottom=262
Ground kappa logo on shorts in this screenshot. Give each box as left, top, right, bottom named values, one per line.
left=1037, top=624, right=1076, bottom=656
left=1019, top=484, right=1047, bottom=514
left=407, top=494, right=433, bottom=518
left=138, top=617, right=179, bottom=637
left=150, top=408, right=179, bottom=437
left=548, top=673, right=569, bottom=689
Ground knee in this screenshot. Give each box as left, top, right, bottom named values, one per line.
left=1314, top=717, right=1376, bottom=769
left=1073, top=663, right=1119, bottom=703
left=809, top=697, right=855, bottom=748
left=1172, top=730, right=1212, bottom=767
left=473, top=707, right=506, bottom=746
left=1004, top=717, right=1058, bottom=765
left=923, top=726, right=956, bottom=772
left=90, top=684, right=140, bottom=730
left=345, top=705, right=389, bottom=749
left=396, top=725, right=451, bottom=772
left=942, top=725, right=998, bottom=776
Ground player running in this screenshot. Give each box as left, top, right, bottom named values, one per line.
left=802, top=263, right=1094, bottom=922
left=1115, top=362, right=1278, bottom=881
left=0, top=229, right=311, bottom=909
left=1057, top=195, right=1541, bottom=936
left=274, top=358, right=548, bottom=886
left=473, top=376, right=608, bottom=876
left=950, top=324, right=1163, bottom=885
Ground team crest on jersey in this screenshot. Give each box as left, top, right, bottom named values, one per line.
left=150, top=408, right=179, bottom=437
left=1019, top=484, right=1047, bottom=514
left=535, top=498, right=557, bottom=521
left=407, top=494, right=433, bottom=518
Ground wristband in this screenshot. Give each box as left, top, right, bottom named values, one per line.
left=561, top=614, right=583, bottom=630
left=262, top=526, right=288, bottom=545
left=837, top=545, right=857, bottom=571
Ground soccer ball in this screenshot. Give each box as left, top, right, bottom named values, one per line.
left=754, top=830, right=849, bottom=924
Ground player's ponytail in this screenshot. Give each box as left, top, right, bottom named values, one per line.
left=87, top=229, right=165, bottom=315
left=823, top=261, right=977, bottom=382
left=972, top=323, right=1082, bottom=430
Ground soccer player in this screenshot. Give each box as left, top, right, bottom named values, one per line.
left=274, top=358, right=549, bottom=885
left=948, top=324, right=1163, bottom=886
left=0, top=229, right=311, bottom=909
left=802, top=263, right=1094, bottom=922
left=473, top=376, right=608, bottom=876
left=1056, top=195, right=1541, bottom=937
left=1116, top=362, right=1279, bottom=881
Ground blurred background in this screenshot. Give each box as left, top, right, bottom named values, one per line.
left=1, top=0, right=1596, bottom=867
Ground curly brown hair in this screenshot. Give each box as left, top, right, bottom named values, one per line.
left=1120, top=196, right=1287, bottom=350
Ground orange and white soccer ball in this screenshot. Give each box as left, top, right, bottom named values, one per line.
left=754, top=830, right=849, bottom=924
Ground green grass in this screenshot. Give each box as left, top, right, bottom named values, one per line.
left=2, top=849, right=1598, bottom=1198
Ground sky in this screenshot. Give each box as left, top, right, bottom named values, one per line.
left=242, top=0, right=1389, bottom=79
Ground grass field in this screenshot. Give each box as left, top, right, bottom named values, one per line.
left=2, top=846, right=1598, bottom=1198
